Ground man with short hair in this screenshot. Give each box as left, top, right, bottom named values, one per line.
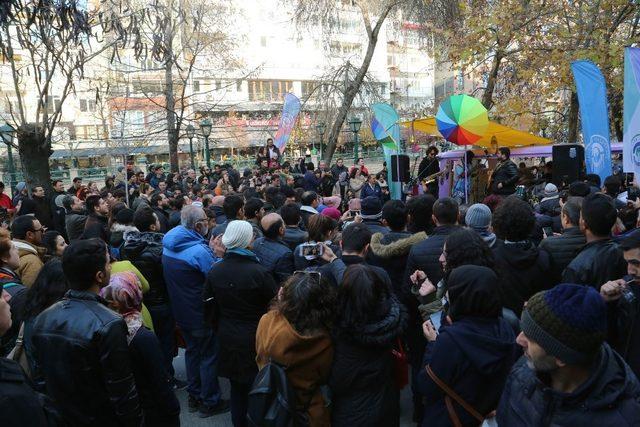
left=211, top=194, right=244, bottom=238
left=29, top=186, right=53, bottom=230
left=331, top=158, right=349, bottom=199
left=539, top=197, right=586, bottom=283
left=150, top=193, right=170, bottom=233
left=31, top=239, right=143, bottom=425
left=600, top=233, right=640, bottom=378
left=244, top=197, right=264, bottom=239
left=299, top=191, right=319, bottom=229
left=490, top=147, right=519, bottom=195
left=252, top=213, right=294, bottom=284
left=11, top=215, right=45, bottom=287
left=497, top=284, right=640, bottom=425
left=67, top=176, right=82, bottom=195
left=563, top=193, right=627, bottom=289
left=162, top=206, right=228, bottom=417
left=149, top=165, right=166, bottom=189
left=51, top=180, right=67, bottom=234
left=281, top=203, right=307, bottom=251
left=121, top=206, right=178, bottom=384
left=369, top=199, right=426, bottom=300
left=405, top=197, right=459, bottom=289
left=418, top=146, right=440, bottom=197
left=603, top=175, right=626, bottom=210
left=63, top=195, right=87, bottom=241
left=84, top=195, right=109, bottom=233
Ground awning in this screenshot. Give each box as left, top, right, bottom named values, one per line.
left=401, top=117, right=551, bottom=148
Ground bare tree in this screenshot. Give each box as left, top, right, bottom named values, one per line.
left=0, top=0, right=146, bottom=189
left=289, top=0, right=458, bottom=163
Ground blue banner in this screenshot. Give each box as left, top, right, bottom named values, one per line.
left=623, top=47, right=640, bottom=174
left=274, top=93, right=301, bottom=151
left=571, top=60, right=612, bottom=185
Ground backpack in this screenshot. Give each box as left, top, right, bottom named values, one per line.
left=247, top=360, right=304, bottom=427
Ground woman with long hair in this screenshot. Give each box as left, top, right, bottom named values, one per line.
left=255, top=271, right=336, bottom=426
left=22, top=259, right=68, bottom=388
left=293, top=214, right=340, bottom=270
left=101, top=272, right=180, bottom=426
left=349, top=167, right=366, bottom=199
left=41, top=230, right=67, bottom=259
left=330, top=264, right=407, bottom=426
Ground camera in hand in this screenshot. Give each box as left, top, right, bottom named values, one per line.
left=301, top=242, right=323, bottom=260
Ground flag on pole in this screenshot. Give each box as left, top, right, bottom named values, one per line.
left=623, top=47, right=640, bottom=175
left=274, top=93, right=301, bottom=151
left=571, top=60, right=612, bottom=185
left=371, top=103, right=401, bottom=199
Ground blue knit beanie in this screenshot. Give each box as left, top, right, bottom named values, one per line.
left=520, top=284, right=607, bottom=365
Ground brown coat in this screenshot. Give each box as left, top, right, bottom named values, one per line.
left=13, top=239, right=45, bottom=287
left=255, top=310, right=333, bottom=427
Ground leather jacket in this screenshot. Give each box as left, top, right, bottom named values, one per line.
left=31, top=290, right=143, bottom=426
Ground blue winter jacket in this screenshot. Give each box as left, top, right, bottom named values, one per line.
left=162, top=225, right=218, bottom=330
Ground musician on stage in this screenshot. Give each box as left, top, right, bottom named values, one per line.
left=452, top=150, right=475, bottom=203
left=418, top=146, right=440, bottom=197
left=489, top=147, right=519, bottom=196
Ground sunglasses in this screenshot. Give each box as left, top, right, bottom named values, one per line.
left=293, top=270, right=322, bottom=282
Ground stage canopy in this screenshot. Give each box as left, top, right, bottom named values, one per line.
left=401, top=117, right=551, bottom=148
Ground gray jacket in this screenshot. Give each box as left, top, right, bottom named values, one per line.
left=65, top=210, right=87, bottom=242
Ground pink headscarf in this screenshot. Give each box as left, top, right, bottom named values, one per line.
left=322, top=196, right=341, bottom=208
left=100, top=272, right=143, bottom=343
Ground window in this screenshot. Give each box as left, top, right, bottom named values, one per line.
left=216, top=80, right=222, bottom=90
left=236, top=80, right=242, bottom=91
left=80, top=99, right=87, bottom=112
left=261, top=36, right=267, bottom=47
left=248, top=80, right=293, bottom=101
left=193, top=80, right=200, bottom=92
left=88, top=100, right=96, bottom=113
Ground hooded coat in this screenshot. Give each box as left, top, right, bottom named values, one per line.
left=13, top=239, right=45, bottom=287
left=417, top=266, right=518, bottom=427
left=492, top=240, right=553, bottom=316
left=256, top=310, right=333, bottom=427
left=162, top=225, right=217, bottom=330
left=497, top=344, right=640, bottom=426
left=329, top=295, right=408, bottom=427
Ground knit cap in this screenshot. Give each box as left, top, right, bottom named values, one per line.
left=465, top=203, right=492, bottom=232
left=221, top=220, right=253, bottom=249
left=544, top=183, right=558, bottom=197
left=361, top=196, right=382, bottom=219
left=321, top=207, right=341, bottom=221
left=520, top=284, right=607, bottom=365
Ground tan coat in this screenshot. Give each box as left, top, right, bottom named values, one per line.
left=13, top=239, right=45, bottom=287
left=256, top=310, right=333, bottom=427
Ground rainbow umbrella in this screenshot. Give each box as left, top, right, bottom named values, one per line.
left=436, top=94, right=488, bottom=146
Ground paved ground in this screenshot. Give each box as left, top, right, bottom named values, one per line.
left=173, top=350, right=415, bottom=426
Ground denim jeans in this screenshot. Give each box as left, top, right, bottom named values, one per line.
left=182, top=327, right=221, bottom=406
left=148, top=303, right=176, bottom=377
left=230, top=379, right=253, bottom=427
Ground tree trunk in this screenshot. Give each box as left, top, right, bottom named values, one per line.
left=609, top=91, right=623, bottom=142
left=482, top=51, right=502, bottom=111
left=567, top=91, right=579, bottom=143
left=164, top=2, right=179, bottom=172
left=17, top=124, right=52, bottom=191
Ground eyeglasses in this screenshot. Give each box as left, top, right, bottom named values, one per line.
left=30, top=227, right=45, bottom=233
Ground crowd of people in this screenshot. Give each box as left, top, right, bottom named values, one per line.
left=1, top=142, right=640, bottom=427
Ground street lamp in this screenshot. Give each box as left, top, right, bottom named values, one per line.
left=347, top=116, right=362, bottom=165
left=186, top=124, right=196, bottom=169
left=200, top=118, right=212, bottom=168
left=0, top=124, right=16, bottom=194
left=316, top=122, right=326, bottom=159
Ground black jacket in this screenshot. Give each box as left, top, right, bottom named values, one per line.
left=497, top=344, right=640, bottom=426
left=536, top=196, right=561, bottom=217
left=0, top=268, right=26, bottom=356
left=606, top=278, right=640, bottom=379
left=369, top=231, right=427, bottom=303
left=490, top=160, right=519, bottom=195
left=361, top=219, right=389, bottom=236
left=203, top=252, right=278, bottom=383
left=562, top=239, right=627, bottom=290
left=129, top=327, right=180, bottom=426
left=65, top=210, right=87, bottom=242
left=31, top=290, right=143, bottom=427
left=152, top=207, right=169, bottom=233
left=493, top=241, right=553, bottom=316
left=329, top=293, right=407, bottom=427
left=121, top=230, right=169, bottom=307
left=405, top=225, right=459, bottom=290
left=417, top=317, right=517, bottom=427
left=538, top=227, right=586, bottom=285
left=32, top=196, right=54, bottom=229
left=0, top=358, right=57, bottom=427
left=252, top=237, right=294, bottom=285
